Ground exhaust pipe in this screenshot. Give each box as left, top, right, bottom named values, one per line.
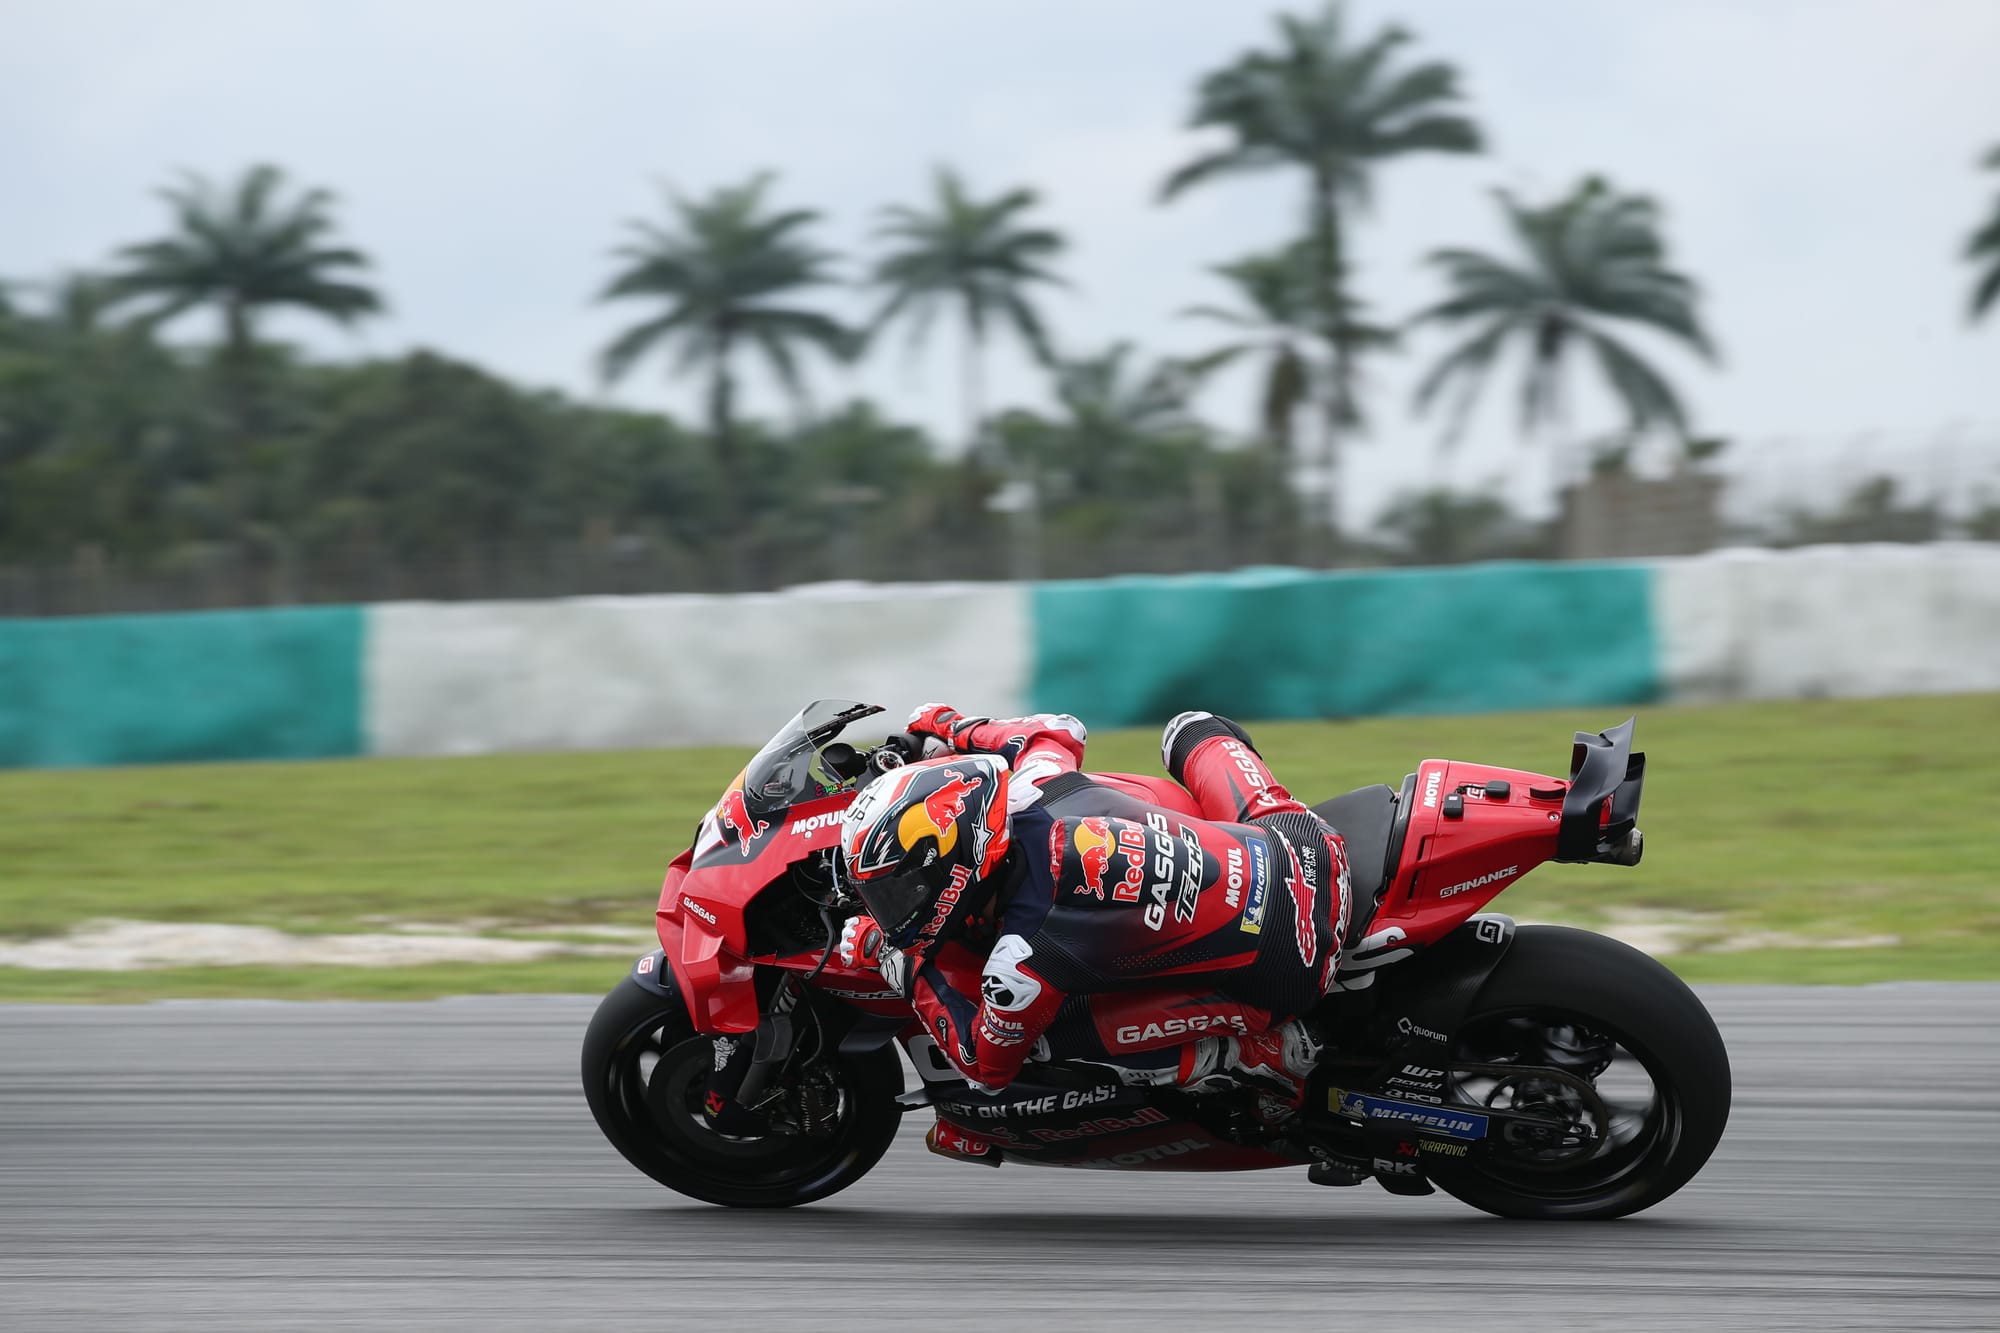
left=1603, top=827, right=1644, bottom=867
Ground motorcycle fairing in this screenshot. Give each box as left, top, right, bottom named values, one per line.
left=909, top=914, right=1520, bottom=1176
left=1357, top=762, right=1572, bottom=954
left=658, top=772, right=1199, bottom=1036
left=925, top=1064, right=1297, bottom=1171
left=655, top=912, right=761, bottom=1033
left=655, top=786, right=858, bottom=1031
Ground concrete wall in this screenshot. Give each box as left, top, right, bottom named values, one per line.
left=5, top=545, right=1996, bottom=767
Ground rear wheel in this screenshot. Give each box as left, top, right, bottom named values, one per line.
left=581, top=976, right=904, bottom=1208
left=1430, top=926, right=1730, bottom=1221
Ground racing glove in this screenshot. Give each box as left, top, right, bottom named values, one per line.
left=907, top=703, right=989, bottom=751
left=838, top=915, right=908, bottom=995
left=909, top=705, right=1087, bottom=770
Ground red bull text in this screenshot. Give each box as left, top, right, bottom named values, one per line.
left=1071, top=817, right=1146, bottom=903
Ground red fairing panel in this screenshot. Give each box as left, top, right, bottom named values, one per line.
left=658, top=790, right=856, bottom=1034
left=1366, top=759, right=1567, bottom=950
left=663, top=914, right=762, bottom=1033
left=667, top=790, right=856, bottom=943
left=655, top=848, right=695, bottom=947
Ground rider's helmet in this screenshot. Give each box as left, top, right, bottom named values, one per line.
left=836, top=754, right=1013, bottom=952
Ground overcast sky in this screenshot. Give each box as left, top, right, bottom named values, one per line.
left=5, top=0, right=1998, bottom=523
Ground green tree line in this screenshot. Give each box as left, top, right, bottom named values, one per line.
left=3, top=4, right=1990, bottom=609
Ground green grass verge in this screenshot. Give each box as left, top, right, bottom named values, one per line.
left=3, top=692, right=1995, bottom=997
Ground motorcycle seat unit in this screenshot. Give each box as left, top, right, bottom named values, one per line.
left=1310, top=778, right=1411, bottom=944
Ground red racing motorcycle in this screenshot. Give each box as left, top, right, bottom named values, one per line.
left=582, top=701, right=1730, bottom=1218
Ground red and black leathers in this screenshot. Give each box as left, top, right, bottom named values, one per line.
left=898, top=707, right=1350, bottom=1091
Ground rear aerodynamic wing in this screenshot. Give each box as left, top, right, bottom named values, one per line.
left=1556, top=717, right=1646, bottom=866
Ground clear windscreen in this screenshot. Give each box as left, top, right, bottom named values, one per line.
left=740, top=699, right=885, bottom=815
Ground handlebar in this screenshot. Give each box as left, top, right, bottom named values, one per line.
left=820, top=731, right=940, bottom=785
left=873, top=731, right=930, bottom=768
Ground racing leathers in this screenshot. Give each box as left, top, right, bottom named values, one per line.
left=865, top=705, right=1351, bottom=1106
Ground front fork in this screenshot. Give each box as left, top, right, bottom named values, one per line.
left=698, top=969, right=908, bottom=1138
left=733, top=974, right=803, bottom=1109
left=692, top=972, right=805, bottom=1136
left=628, top=943, right=839, bottom=1136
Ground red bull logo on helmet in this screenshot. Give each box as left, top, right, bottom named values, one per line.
left=897, top=768, right=979, bottom=858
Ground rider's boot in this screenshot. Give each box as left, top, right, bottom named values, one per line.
left=925, top=1116, right=1003, bottom=1168
left=1177, top=1018, right=1323, bottom=1117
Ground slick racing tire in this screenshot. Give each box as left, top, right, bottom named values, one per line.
left=1428, top=926, right=1731, bottom=1221
left=581, top=976, right=904, bottom=1208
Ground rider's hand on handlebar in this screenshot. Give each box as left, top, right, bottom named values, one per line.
left=907, top=703, right=985, bottom=753
left=869, top=731, right=947, bottom=775
left=838, top=915, right=907, bottom=996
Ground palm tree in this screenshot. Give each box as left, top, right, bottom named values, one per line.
left=1182, top=247, right=1319, bottom=463
left=1181, top=240, right=1394, bottom=458
left=1160, top=2, right=1480, bottom=531
left=1001, top=343, right=1200, bottom=498
left=866, top=167, right=1068, bottom=447
left=1182, top=244, right=1395, bottom=561
left=1044, top=343, right=1198, bottom=450
left=597, top=173, right=852, bottom=563
left=1411, top=176, right=1717, bottom=463
left=104, top=164, right=382, bottom=363
left=1000, top=344, right=1251, bottom=573
left=1965, top=145, right=2000, bottom=323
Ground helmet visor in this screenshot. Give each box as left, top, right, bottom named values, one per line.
left=853, top=868, right=935, bottom=949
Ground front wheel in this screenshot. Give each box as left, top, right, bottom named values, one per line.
left=1430, top=925, right=1731, bottom=1221
left=581, top=976, right=905, bottom=1208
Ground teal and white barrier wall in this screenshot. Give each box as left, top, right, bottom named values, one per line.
left=5, top=545, right=1998, bottom=768
left=0, top=606, right=364, bottom=768
left=1653, top=545, right=2000, bottom=702
left=364, top=585, right=1029, bottom=756
left=1029, top=561, right=1655, bottom=726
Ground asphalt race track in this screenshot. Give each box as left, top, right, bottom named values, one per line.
left=4, top=986, right=1996, bottom=1331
